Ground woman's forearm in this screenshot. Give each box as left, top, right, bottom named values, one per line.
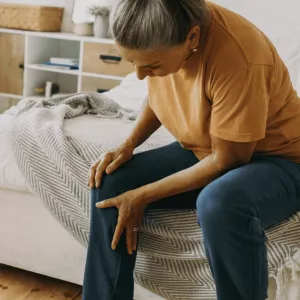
left=124, top=98, right=161, bottom=149
left=140, top=154, right=227, bottom=205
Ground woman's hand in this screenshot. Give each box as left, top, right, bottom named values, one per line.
left=88, top=142, right=134, bottom=188
left=96, top=189, right=146, bottom=255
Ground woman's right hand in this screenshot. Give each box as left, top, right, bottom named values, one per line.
left=88, top=142, right=134, bottom=188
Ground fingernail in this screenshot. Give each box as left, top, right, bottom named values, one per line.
left=111, top=244, right=116, bottom=250
left=128, top=249, right=132, bottom=255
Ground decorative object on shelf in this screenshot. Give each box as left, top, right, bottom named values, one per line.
left=45, top=82, right=60, bottom=98
left=73, top=23, right=94, bottom=36
left=89, top=5, right=111, bottom=38
left=61, top=0, right=75, bottom=33
left=0, top=4, right=64, bottom=32
left=72, top=0, right=94, bottom=25
left=35, top=82, right=60, bottom=98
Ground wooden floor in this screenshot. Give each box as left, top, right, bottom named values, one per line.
left=0, top=264, right=82, bottom=300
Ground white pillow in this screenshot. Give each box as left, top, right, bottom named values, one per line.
left=105, top=72, right=148, bottom=110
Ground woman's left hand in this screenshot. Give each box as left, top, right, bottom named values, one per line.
left=96, top=189, right=146, bottom=255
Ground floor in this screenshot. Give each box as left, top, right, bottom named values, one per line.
left=0, top=264, right=163, bottom=300
left=0, top=264, right=82, bottom=300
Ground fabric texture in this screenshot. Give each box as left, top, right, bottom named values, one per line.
left=148, top=1, right=300, bottom=162
left=8, top=94, right=300, bottom=299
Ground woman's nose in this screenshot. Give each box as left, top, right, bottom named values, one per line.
left=136, top=67, right=148, bottom=80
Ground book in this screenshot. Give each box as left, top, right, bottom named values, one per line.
left=49, top=57, right=79, bottom=66
left=42, top=62, right=79, bottom=70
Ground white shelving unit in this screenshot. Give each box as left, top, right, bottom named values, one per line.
left=0, top=27, right=120, bottom=102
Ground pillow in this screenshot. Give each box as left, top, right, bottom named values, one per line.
left=105, top=72, right=148, bottom=110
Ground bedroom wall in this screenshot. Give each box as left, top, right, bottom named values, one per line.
left=211, top=0, right=300, bottom=93
left=211, top=0, right=300, bottom=38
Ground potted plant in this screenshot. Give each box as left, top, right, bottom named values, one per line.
left=89, top=5, right=111, bottom=38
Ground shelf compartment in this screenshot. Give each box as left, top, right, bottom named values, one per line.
left=26, top=35, right=80, bottom=68
left=24, top=69, right=78, bottom=98
left=82, top=42, right=134, bottom=77
left=26, top=64, right=79, bottom=75
left=80, top=76, right=121, bottom=93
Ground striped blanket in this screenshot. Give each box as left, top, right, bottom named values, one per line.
left=8, top=93, right=300, bottom=300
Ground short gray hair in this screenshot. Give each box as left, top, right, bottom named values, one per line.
left=110, top=0, right=208, bottom=50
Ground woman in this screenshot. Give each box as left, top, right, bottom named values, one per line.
left=84, top=1, right=300, bottom=299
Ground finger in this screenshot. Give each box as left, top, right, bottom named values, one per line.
left=111, top=216, right=126, bottom=250
left=106, top=154, right=125, bottom=174
left=133, top=231, right=138, bottom=251
left=126, top=228, right=133, bottom=255
left=88, top=161, right=100, bottom=187
left=96, top=198, right=118, bottom=208
left=94, top=155, right=112, bottom=188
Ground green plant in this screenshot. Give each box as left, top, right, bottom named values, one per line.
left=88, top=5, right=111, bottom=18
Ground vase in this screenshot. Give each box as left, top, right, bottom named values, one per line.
left=93, top=15, right=109, bottom=38
left=73, top=23, right=94, bottom=36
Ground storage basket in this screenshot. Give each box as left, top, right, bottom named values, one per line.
left=0, top=4, right=63, bottom=32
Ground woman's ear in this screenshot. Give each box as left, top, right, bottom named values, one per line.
left=187, top=25, right=201, bottom=50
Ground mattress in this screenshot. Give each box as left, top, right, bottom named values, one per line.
left=0, top=114, right=173, bottom=192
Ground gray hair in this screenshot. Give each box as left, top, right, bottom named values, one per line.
left=110, top=0, right=208, bottom=50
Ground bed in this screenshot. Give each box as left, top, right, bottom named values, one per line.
left=0, top=74, right=165, bottom=300
left=1, top=19, right=300, bottom=300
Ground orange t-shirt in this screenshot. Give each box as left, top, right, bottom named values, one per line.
left=148, top=2, right=300, bottom=163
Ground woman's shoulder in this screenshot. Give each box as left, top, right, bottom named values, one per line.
left=205, top=2, right=275, bottom=72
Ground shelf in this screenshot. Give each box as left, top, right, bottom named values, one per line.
left=0, top=28, right=114, bottom=44
left=26, top=64, right=80, bottom=75
left=0, top=93, right=23, bottom=99
left=82, top=72, right=124, bottom=81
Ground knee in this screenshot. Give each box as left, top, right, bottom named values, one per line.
left=91, top=168, right=135, bottom=206
left=89, top=168, right=136, bottom=226
left=196, top=180, right=251, bottom=230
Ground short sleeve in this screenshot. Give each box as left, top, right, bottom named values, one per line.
left=210, top=65, right=272, bottom=142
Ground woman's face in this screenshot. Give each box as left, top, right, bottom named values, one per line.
left=117, top=44, right=191, bottom=79
left=116, top=26, right=200, bottom=80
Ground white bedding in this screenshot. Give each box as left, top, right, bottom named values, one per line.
left=0, top=73, right=153, bottom=192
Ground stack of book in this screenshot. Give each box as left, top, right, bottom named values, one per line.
left=41, top=57, right=79, bottom=70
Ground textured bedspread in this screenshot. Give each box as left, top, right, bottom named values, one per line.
left=8, top=94, right=300, bottom=300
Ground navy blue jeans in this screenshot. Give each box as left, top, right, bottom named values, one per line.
left=82, top=142, right=300, bottom=300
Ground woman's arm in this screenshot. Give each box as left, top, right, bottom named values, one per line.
left=140, top=136, right=257, bottom=204
left=124, top=98, right=161, bottom=149
left=97, top=136, right=257, bottom=252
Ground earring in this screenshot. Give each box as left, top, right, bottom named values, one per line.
left=192, top=48, right=198, bottom=53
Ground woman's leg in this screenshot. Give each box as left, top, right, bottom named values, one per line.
left=82, top=142, right=200, bottom=300
left=197, top=157, right=300, bottom=300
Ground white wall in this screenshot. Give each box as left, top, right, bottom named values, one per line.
left=212, top=0, right=300, bottom=92
left=212, top=0, right=300, bottom=38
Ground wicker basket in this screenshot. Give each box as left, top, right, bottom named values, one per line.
left=0, top=4, right=63, bottom=32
